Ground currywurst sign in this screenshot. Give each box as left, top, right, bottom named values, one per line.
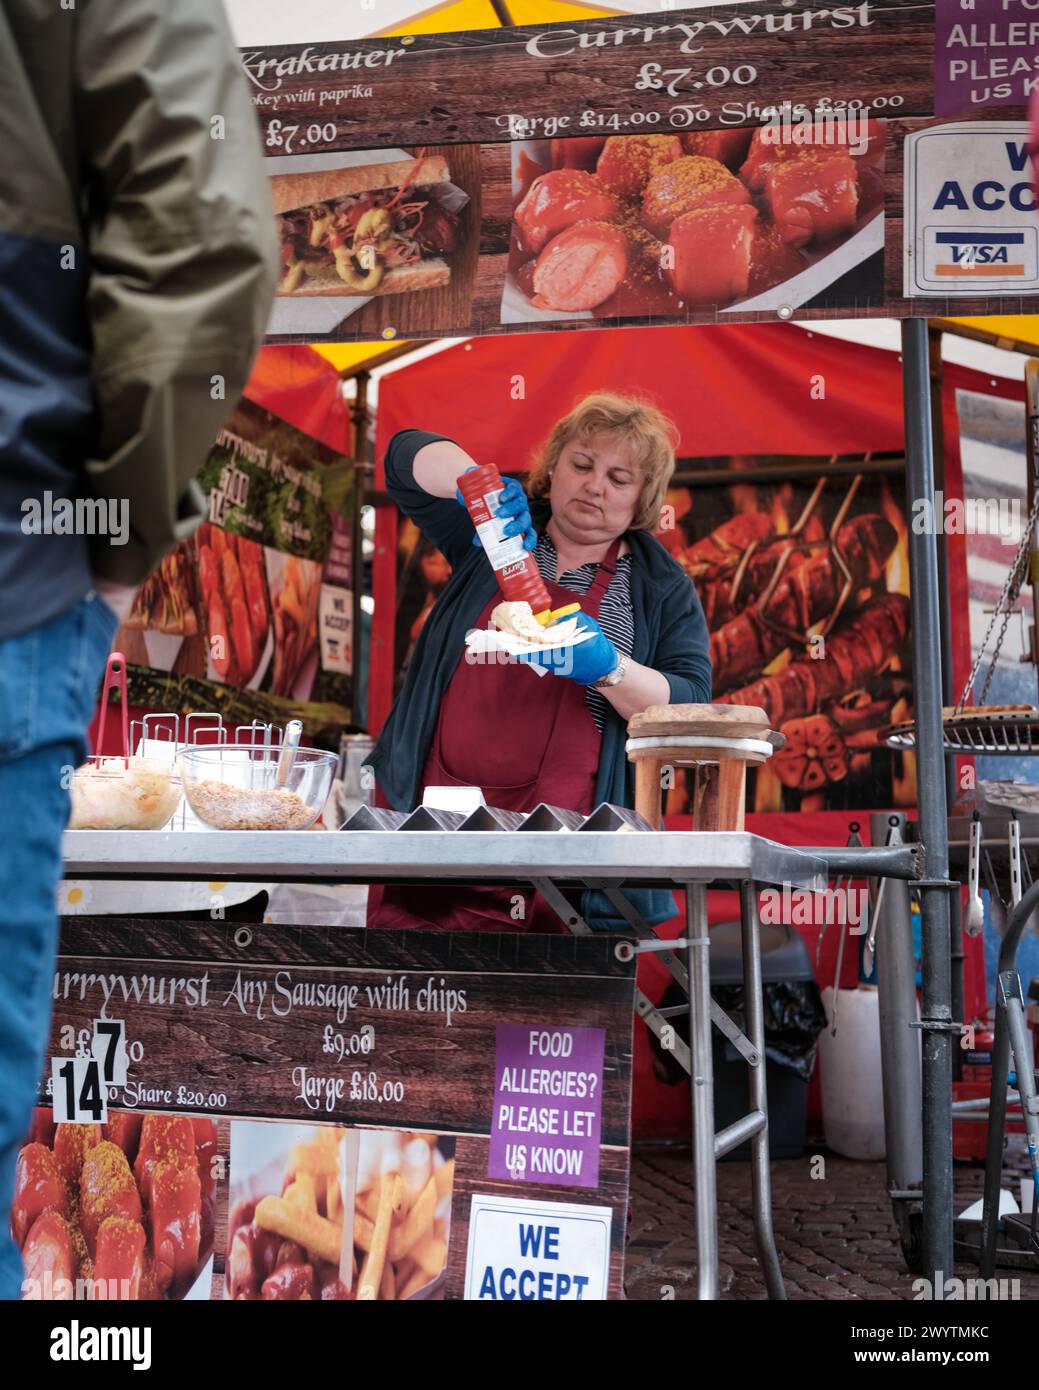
left=240, top=2, right=935, bottom=151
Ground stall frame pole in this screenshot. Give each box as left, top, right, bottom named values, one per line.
left=739, top=881, right=786, bottom=1299
left=348, top=370, right=371, bottom=732
left=686, top=883, right=719, bottom=1300
left=902, top=318, right=955, bottom=1295
left=870, top=813, right=924, bottom=1200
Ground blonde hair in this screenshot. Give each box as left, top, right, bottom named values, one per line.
left=527, top=392, right=679, bottom=531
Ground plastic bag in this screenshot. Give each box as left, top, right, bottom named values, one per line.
left=649, top=979, right=827, bottom=1086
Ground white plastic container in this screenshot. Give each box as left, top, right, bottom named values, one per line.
left=819, top=985, right=886, bottom=1160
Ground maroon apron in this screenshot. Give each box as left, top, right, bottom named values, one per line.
left=369, top=539, right=621, bottom=933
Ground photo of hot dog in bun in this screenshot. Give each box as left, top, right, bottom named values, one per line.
left=271, top=152, right=461, bottom=298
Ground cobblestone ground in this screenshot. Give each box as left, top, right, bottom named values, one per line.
left=627, top=1139, right=1039, bottom=1301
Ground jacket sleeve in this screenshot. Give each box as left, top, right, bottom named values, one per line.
left=654, top=577, right=713, bottom=704
left=75, top=0, right=280, bottom=586
left=384, top=429, right=478, bottom=568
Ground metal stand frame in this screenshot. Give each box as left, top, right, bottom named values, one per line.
left=869, top=811, right=925, bottom=1266
left=65, top=827, right=831, bottom=1301
left=539, top=873, right=786, bottom=1298
left=903, top=319, right=956, bottom=1290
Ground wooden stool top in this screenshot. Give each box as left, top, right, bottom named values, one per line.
left=626, top=703, right=784, bottom=754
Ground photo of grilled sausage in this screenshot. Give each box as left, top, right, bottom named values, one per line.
left=515, top=168, right=619, bottom=255
left=532, top=220, right=629, bottom=312
left=666, top=205, right=758, bottom=307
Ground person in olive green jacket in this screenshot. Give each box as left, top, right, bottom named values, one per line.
left=0, top=0, right=278, bottom=1298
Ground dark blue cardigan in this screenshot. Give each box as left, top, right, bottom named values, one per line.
left=368, top=429, right=713, bottom=927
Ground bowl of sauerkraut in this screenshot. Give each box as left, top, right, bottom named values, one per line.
left=68, top=756, right=183, bottom=830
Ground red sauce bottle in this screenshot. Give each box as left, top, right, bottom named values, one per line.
left=457, top=464, right=552, bottom=619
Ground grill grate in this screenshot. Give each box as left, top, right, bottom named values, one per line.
left=884, top=708, right=1039, bottom=756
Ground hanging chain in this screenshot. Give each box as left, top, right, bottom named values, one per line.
left=956, top=488, right=1039, bottom=712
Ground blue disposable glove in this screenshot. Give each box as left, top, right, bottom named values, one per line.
left=516, top=613, right=619, bottom=685
left=456, top=469, right=537, bottom=551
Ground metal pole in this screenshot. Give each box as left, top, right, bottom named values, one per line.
left=1025, top=361, right=1039, bottom=682
left=949, top=889, right=965, bottom=1080
left=928, top=325, right=957, bottom=812
left=687, top=882, right=718, bottom=1300
left=349, top=372, right=371, bottom=730
left=928, top=326, right=964, bottom=1075
left=902, top=318, right=954, bottom=1295
left=739, top=882, right=786, bottom=1299
left=870, top=813, right=924, bottom=1200
left=979, top=874, right=1039, bottom=1275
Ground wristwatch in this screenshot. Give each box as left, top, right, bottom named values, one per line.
left=594, top=654, right=628, bottom=689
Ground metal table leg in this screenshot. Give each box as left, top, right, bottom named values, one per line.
left=740, top=881, right=787, bottom=1300
left=980, top=875, right=1039, bottom=1276
left=687, top=882, right=718, bottom=1299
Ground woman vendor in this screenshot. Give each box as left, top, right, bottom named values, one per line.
left=367, top=392, right=712, bottom=932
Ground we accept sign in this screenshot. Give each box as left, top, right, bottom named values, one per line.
left=464, top=1194, right=613, bottom=1301
left=904, top=122, right=1039, bottom=295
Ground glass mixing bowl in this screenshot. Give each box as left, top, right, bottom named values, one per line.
left=68, top=756, right=183, bottom=830
left=179, top=745, right=337, bottom=831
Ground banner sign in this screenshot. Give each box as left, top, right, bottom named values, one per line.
left=117, top=397, right=355, bottom=737
left=241, top=2, right=933, bottom=149
left=24, top=919, right=634, bottom=1301
left=249, top=2, right=1039, bottom=342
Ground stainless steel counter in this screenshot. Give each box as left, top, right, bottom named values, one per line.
left=62, top=828, right=827, bottom=888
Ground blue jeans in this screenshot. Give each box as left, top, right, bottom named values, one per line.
left=0, top=591, right=117, bottom=1299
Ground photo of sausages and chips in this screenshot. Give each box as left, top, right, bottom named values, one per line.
left=227, top=1123, right=455, bottom=1301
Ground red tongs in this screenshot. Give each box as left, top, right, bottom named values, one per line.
left=94, top=651, right=130, bottom=766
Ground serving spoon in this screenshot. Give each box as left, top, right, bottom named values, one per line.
left=965, top=812, right=984, bottom=937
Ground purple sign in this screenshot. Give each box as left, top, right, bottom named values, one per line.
left=935, top=0, right=1039, bottom=116
left=488, top=1024, right=605, bottom=1189
left=323, top=508, right=352, bottom=587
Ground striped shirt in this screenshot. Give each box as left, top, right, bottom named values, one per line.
left=534, top=533, right=635, bottom=731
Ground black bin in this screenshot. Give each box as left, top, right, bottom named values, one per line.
left=709, top=920, right=824, bottom=1161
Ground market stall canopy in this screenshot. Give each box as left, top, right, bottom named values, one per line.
left=310, top=342, right=414, bottom=376
left=373, top=323, right=914, bottom=470
left=945, top=317, right=1039, bottom=356
left=222, top=1, right=764, bottom=46
left=247, top=344, right=354, bottom=454
left=222, top=1, right=616, bottom=45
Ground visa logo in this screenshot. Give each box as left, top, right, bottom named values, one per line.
left=934, top=231, right=1026, bottom=278
left=950, top=245, right=1012, bottom=265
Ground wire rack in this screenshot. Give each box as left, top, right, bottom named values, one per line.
left=108, top=713, right=288, bottom=830
left=887, top=488, right=1039, bottom=754
left=884, top=707, right=1039, bottom=755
